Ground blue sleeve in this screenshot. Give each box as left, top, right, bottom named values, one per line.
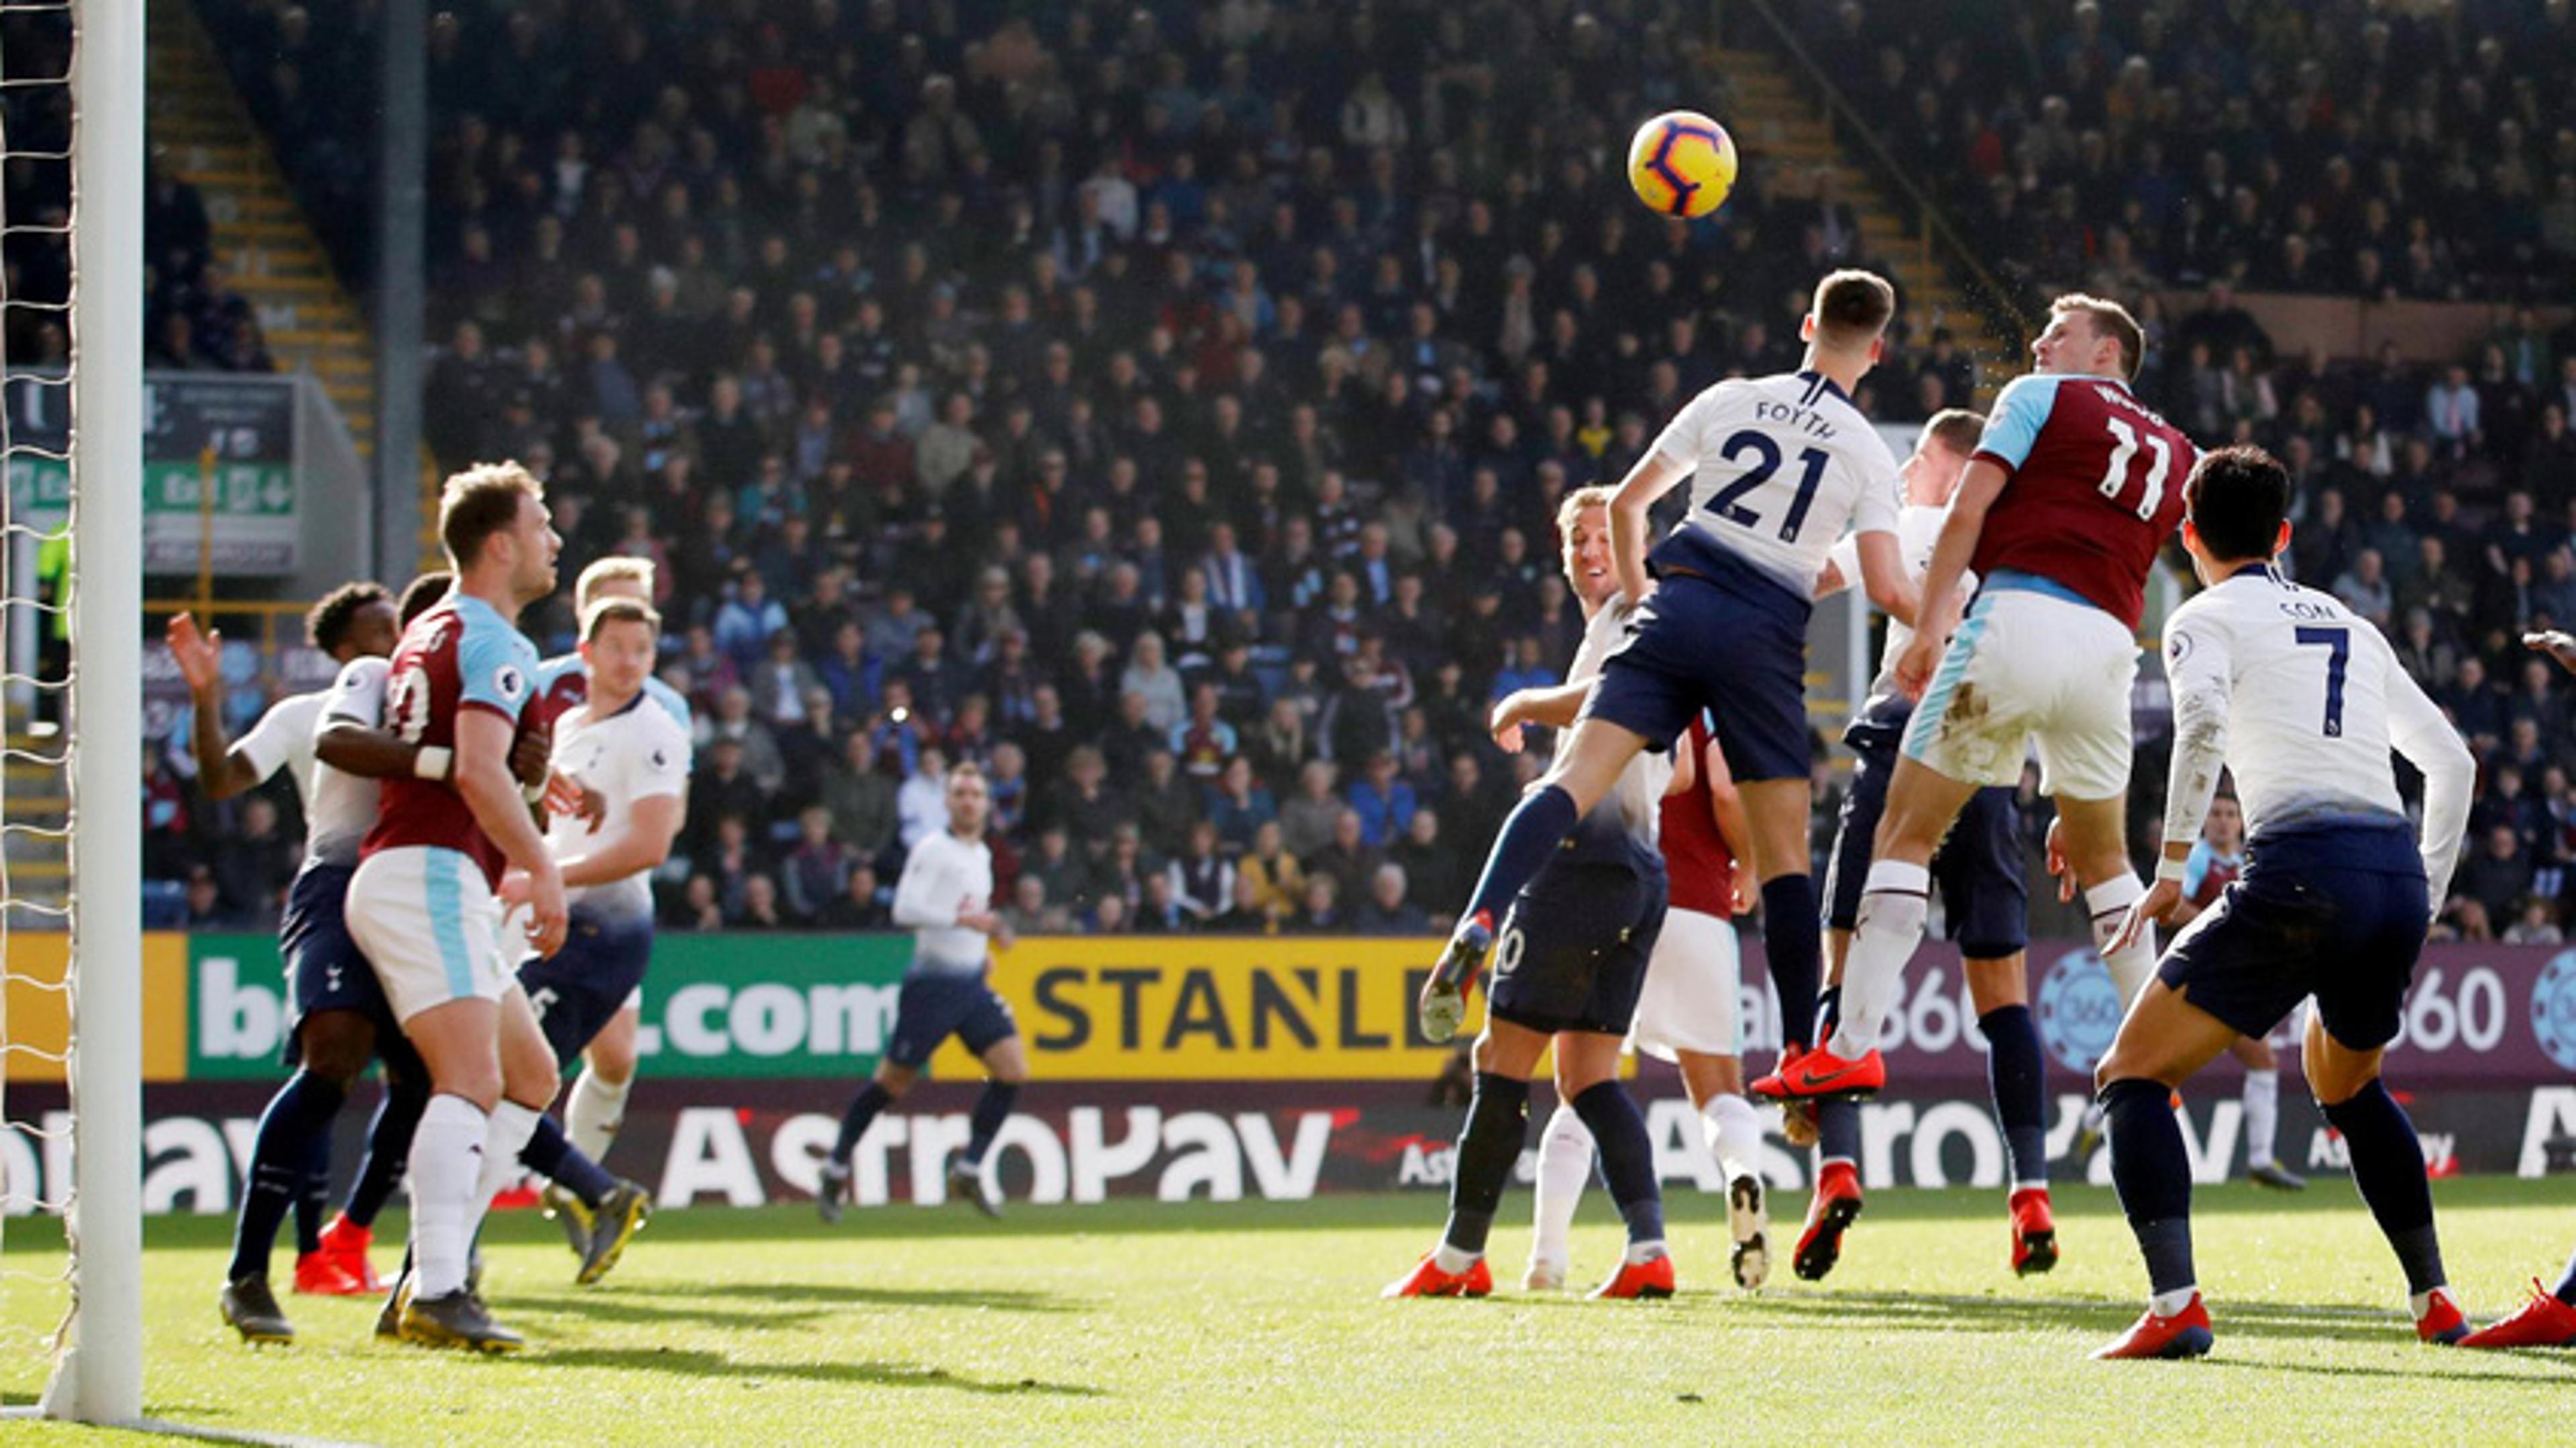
left=2182, top=839, right=2214, bottom=898
left=458, top=618, right=539, bottom=720
left=645, top=675, right=693, bottom=729
left=1972, top=375, right=2062, bottom=473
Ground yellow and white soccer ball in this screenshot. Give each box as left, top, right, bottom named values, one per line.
left=1626, top=110, right=1738, bottom=219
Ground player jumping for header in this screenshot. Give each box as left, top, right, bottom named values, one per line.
left=2090, top=446, right=2475, bottom=1359
left=1758, top=294, right=2183, bottom=1106
left=1418, top=270, right=1914, bottom=1097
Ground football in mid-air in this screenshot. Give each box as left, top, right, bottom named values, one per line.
left=1626, top=110, right=1737, bottom=219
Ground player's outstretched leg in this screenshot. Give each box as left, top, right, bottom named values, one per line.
left=2232, top=1037, right=2304, bottom=1190
left=523, top=1113, right=651, bottom=1284
left=566, top=1062, right=631, bottom=1165
left=2094, top=1076, right=2212, bottom=1359
left=1565, top=1079, right=1671, bottom=1300
left=1385, top=1070, right=1527, bottom=1298
left=1525, top=1102, right=1592, bottom=1290
left=2304, top=1009, right=2465, bottom=1344
left=947, top=1077, right=1020, bottom=1219
left=820, top=1072, right=906, bottom=1224
left=221, top=1068, right=350, bottom=1341
left=2459, top=1246, right=2576, bottom=1349
left=1978, top=998, right=2056, bottom=1276
left=1794, top=1099, right=1864, bottom=1282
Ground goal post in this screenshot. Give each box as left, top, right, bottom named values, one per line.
left=40, top=0, right=144, bottom=1425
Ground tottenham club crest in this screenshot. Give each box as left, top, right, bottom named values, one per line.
left=2035, top=947, right=2127, bottom=1074
left=2533, top=950, right=2576, bottom=1073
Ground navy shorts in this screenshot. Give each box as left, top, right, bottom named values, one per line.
left=280, top=862, right=420, bottom=1077
left=885, top=972, right=1018, bottom=1069
left=1488, top=858, right=1669, bottom=1037
left=1580, top=551, right=1813, bottom=782
left=2159, top=821, right=2429, bottom=1050
left=519, top=913, right=654, bottom=1064
left=1825, top=704, right=2029, bottom=958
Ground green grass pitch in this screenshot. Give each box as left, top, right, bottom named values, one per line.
left=3, top=1179, right=2571, bottom=1445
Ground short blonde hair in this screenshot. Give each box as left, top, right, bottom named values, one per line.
left=438, top=462, right=543, bottom=567
left=577, top=556, right=657, bottom=610
left=1555, top=484, right=1615, bottom=539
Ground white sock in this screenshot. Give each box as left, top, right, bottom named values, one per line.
left=1625, top=1237, right=1668, bottom=1265
left=2408, top=1287, right=2452, bottom=1318
left=566, top=1070, right=632, bottom=1164
left=1432, top=1242, right=1482, bottom=1275
left=2151, top=1285, right=2198, bottom=1318
left=2241, top=1068, right=2279, bottom=1170
left=2086, top=875, right=2155, bottom=1006
left=1831, top=860, right=1930, bottom=1056
left=465, top=1100, right=544, bottom=1249
left=1529, top=1102, right=1593, bottom=1274
left=1702, top=1092, right=1765, bottom=1185
left=407, top=1093, right=489, bottom=1298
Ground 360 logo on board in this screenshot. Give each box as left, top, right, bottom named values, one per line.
left=2035, top=947, right=2123, bottom=1074
left=2532, top=950, right=2576, bottom=1072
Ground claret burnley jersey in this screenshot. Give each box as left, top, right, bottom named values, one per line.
left=361, top=594, right=541, bottom=887
left=1969, top=372, right=2196, bottom=629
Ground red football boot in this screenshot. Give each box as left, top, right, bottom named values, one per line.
left=2092, top=1294, right=2216, bottom=1360
left=292, top=1250, right=368, bottom=1297
left=1589, top=1253, right=1676, bottom=1300
left=1792, top=1161, right=1864, bottom=1282
left=1750, top=1043, right=1885, bottom=1102
left=488, top=1182, right=542, bottom=1212
left=2459, top=1281, right=2576, bottom=1349
left=316, top=1212, right=384, bottom=1294
left=2416, top=1286, right=2471, bottom=1345
left=1382, top=1253, right=1494, bottom=1299
left=2009, top=1186, right=2059, bottom=1277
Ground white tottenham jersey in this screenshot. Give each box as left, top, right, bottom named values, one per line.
left=547, top=692, right=692, bottom=923
left=1826, top=503, right=1975, bottom=703
left=1651, top=371, right=1902, bottom=598
left=2160, top=569, right=2475, bottom=900
left=1567, top=594, right=1669, bottom=841
left=234, top=690, right=329, bottom=817
left=305, top=664, right=388, bottom=868
left=892, top=829, right=995, bottom=976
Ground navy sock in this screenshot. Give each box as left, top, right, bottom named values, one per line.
left=521, top=1113, right=616, bottom=1208
left=2319, top=1080, right=2445, bottom=1296
left=294, top=1113, right=333, bottom=1254
left=1460, top=785, right=1580, bottom=927
left=1761, top=876, right=1823, bottom=1051
left=1815, top=1097, right=1861, bottom=1166
left=1570, top=1080, right=1664, bottom=1245
left=229, top=1071, right=345, bottom=1282
left=2555, top=1244, right=2576, bottom=1306
left=2102, top=1076, right=2194, bottom=1296
left=1440, top=1072, right=1529, bottom=1255
left=343, top=1076, right=427, bottom=1229
left=1980, top=1004, right=2048, bottom=1186
left=833, top=1082, right=894, bottom=1164
left=963, top=1081, right=1020, bottom=1166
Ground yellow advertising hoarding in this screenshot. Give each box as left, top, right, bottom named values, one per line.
left=3, top=932, right=192, bottom=1084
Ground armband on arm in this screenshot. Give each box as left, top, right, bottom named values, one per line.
left=413, top=745, right=453, bottom=781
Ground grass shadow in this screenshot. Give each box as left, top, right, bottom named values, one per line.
left=593, top=1280, right=1081, bottom=1312
left=534, top=1345, right=1104, bottom=1397
left=1714, top=1288, right=2455, bottom=1349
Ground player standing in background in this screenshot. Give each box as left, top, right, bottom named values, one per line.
left=513, top=596, right=682, bottom=1280
left=1419, top=271, right=1915, bottom=1106
left=1525, top=711, right=1768, bottom=1292
left=1387, top=486, right=1680, bottom=1300
left=816, top=761, right=1026, bottom=1221
left=528, top=558, right=693, bottom=1186
left=1764, top=295, right=2184, bottom=1104
left=2090, top=447, right=2474, bottom=1359
left=346, top=464, right=567, bottom=1352
left=173, top=586, right=409, bottom=1338
left=2448, top=628, right=2576, bottom=1349
left=1795, top=408, right=2059, bottom=1278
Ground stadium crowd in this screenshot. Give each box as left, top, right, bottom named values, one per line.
left=147, top=0, right=2576, bottom=945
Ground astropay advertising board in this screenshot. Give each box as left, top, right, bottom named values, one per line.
left=7, top=935, right=2567, bottom=1213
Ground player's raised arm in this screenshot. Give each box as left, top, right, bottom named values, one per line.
left=2383, top=657, right=2475, bottom=907
left=1608, top=449, right=1688, bottom=607
left=169, top=611, right=272, bottom=800
left=1896, top=458, right=2006, bottom=699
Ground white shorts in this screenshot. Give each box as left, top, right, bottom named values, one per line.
left=1629, top=907, right=1741, bottom=1062
left=347, top=846, right=513, bottom=1023
left=1900, top=586, right=2139, bottom=800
